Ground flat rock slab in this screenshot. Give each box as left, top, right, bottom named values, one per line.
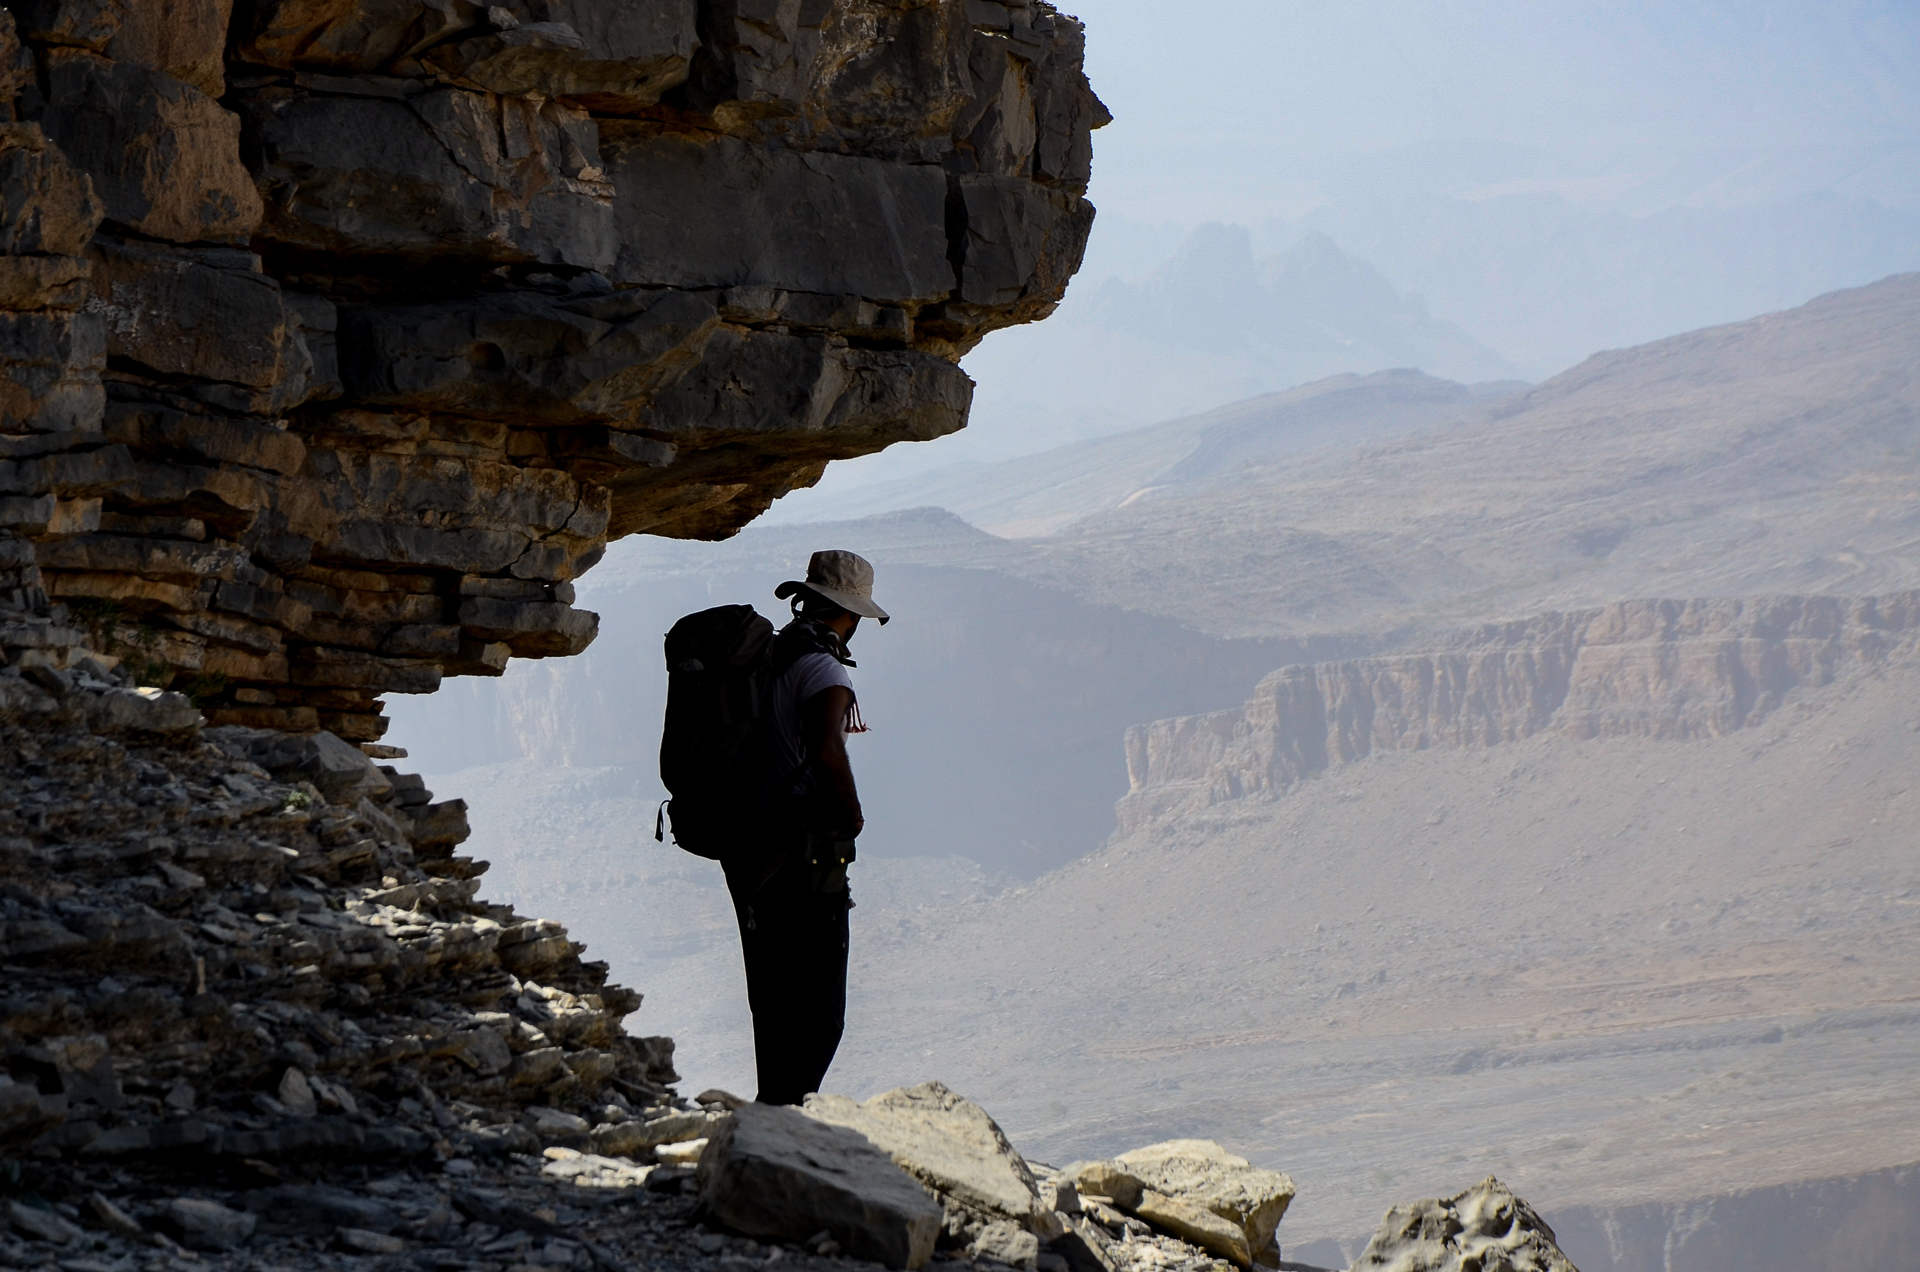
left=1133, top=1190, right=1251, bottom=1268
left=1060, top=1161, right=1144, bottom=1210
left=966, top=1218, right=1040, bottom=1269
left=592, top=1107, right=722, bottom=1157
left=697, top=1102, right=942, bottom=1271
left=1351, top=1177, right=1577, bottom=1272
left=1117, top=1140, right=1295, bottom=1256
left=806, top=1081, right=1039, bottom=1229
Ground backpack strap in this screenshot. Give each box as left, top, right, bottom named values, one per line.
left=772, top=619, right=855, bottom=677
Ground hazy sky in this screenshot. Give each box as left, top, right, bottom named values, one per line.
left=768, top=1, right=1920, bottom=512
left=1069, top=0, right=1920, bottom=226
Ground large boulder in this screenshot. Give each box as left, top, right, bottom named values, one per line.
left=1115, top=1140, right=1295, bottom=1263
left=696, top=1102, right=943, bottom=1271
left=1351, top=1177, right=1578, bottom=1272
left=804, top=1081, right=1041, bottom=1237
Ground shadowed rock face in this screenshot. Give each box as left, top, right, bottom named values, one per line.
left=0, top=0, right=1104, bottom=741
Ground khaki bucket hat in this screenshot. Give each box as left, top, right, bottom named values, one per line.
left=775, top=549, right=890, bottom=624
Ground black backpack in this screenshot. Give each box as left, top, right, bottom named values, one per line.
left=656, top=604, right=779, bottom=858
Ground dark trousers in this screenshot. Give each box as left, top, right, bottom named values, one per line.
left=722, top=832, right=852, bottom=1106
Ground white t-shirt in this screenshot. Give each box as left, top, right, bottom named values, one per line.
left=770, top=651, right=855, bottom=790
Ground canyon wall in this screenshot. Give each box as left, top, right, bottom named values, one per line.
left=1545, top=1162, right=1920, bottom=1272
left=1119, top=593, right=1920, bottom=831
left=0, top=0, right=1104, bottom=742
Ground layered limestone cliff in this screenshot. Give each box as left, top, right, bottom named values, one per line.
left=1120, top=593, right=1920, bottom=831
left=0, top=0, right=1104, bottom=741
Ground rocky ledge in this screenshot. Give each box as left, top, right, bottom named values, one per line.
left=0, top=0, right=1105, bottom=740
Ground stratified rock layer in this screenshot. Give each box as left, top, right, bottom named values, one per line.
left=0, top=0, right=1105, bottom=740
left=1120, top=593, right=1920, bottom=831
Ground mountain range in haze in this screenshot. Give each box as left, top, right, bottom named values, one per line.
left=791, top=370, right=1524, bottom=537
left=777, top=184, right=1920, bottom=519
left=768, top=227, right=1527, bottom=513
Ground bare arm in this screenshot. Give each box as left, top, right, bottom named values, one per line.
left=803, top=684, right=863, bottom=836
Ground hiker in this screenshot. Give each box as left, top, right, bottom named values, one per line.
left=727, top=550, right=886, bottom=1105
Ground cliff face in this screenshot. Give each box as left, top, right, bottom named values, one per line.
left=0, top=0, right=1104, bottom=742
left=0, top=0, right=1105, bottom=1220
left=1120, top=593, right=1920, bottom=831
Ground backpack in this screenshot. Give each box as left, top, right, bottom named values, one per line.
left=656, top=604, right=779, bottom=858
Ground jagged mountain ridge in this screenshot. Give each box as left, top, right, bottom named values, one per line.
left=769, top=226, right=1528, bottom=510
left=1083, top=226, right=1517, bottom=378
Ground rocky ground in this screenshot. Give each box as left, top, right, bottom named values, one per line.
left=3, top=1145, right=712, bottom=1271
left=0, top=1125, right=1343, bottom=1272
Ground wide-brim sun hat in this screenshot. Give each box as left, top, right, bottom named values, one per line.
left=775, top=549, right=890, bottom=623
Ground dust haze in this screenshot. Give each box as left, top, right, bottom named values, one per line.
left=388, top=7, right=1920, bottom=1270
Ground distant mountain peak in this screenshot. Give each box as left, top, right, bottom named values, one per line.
left=1078, top=222, right=1520, bottom=381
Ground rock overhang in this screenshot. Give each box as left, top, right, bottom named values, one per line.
left=1, top=0, right=1107, bottom=740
